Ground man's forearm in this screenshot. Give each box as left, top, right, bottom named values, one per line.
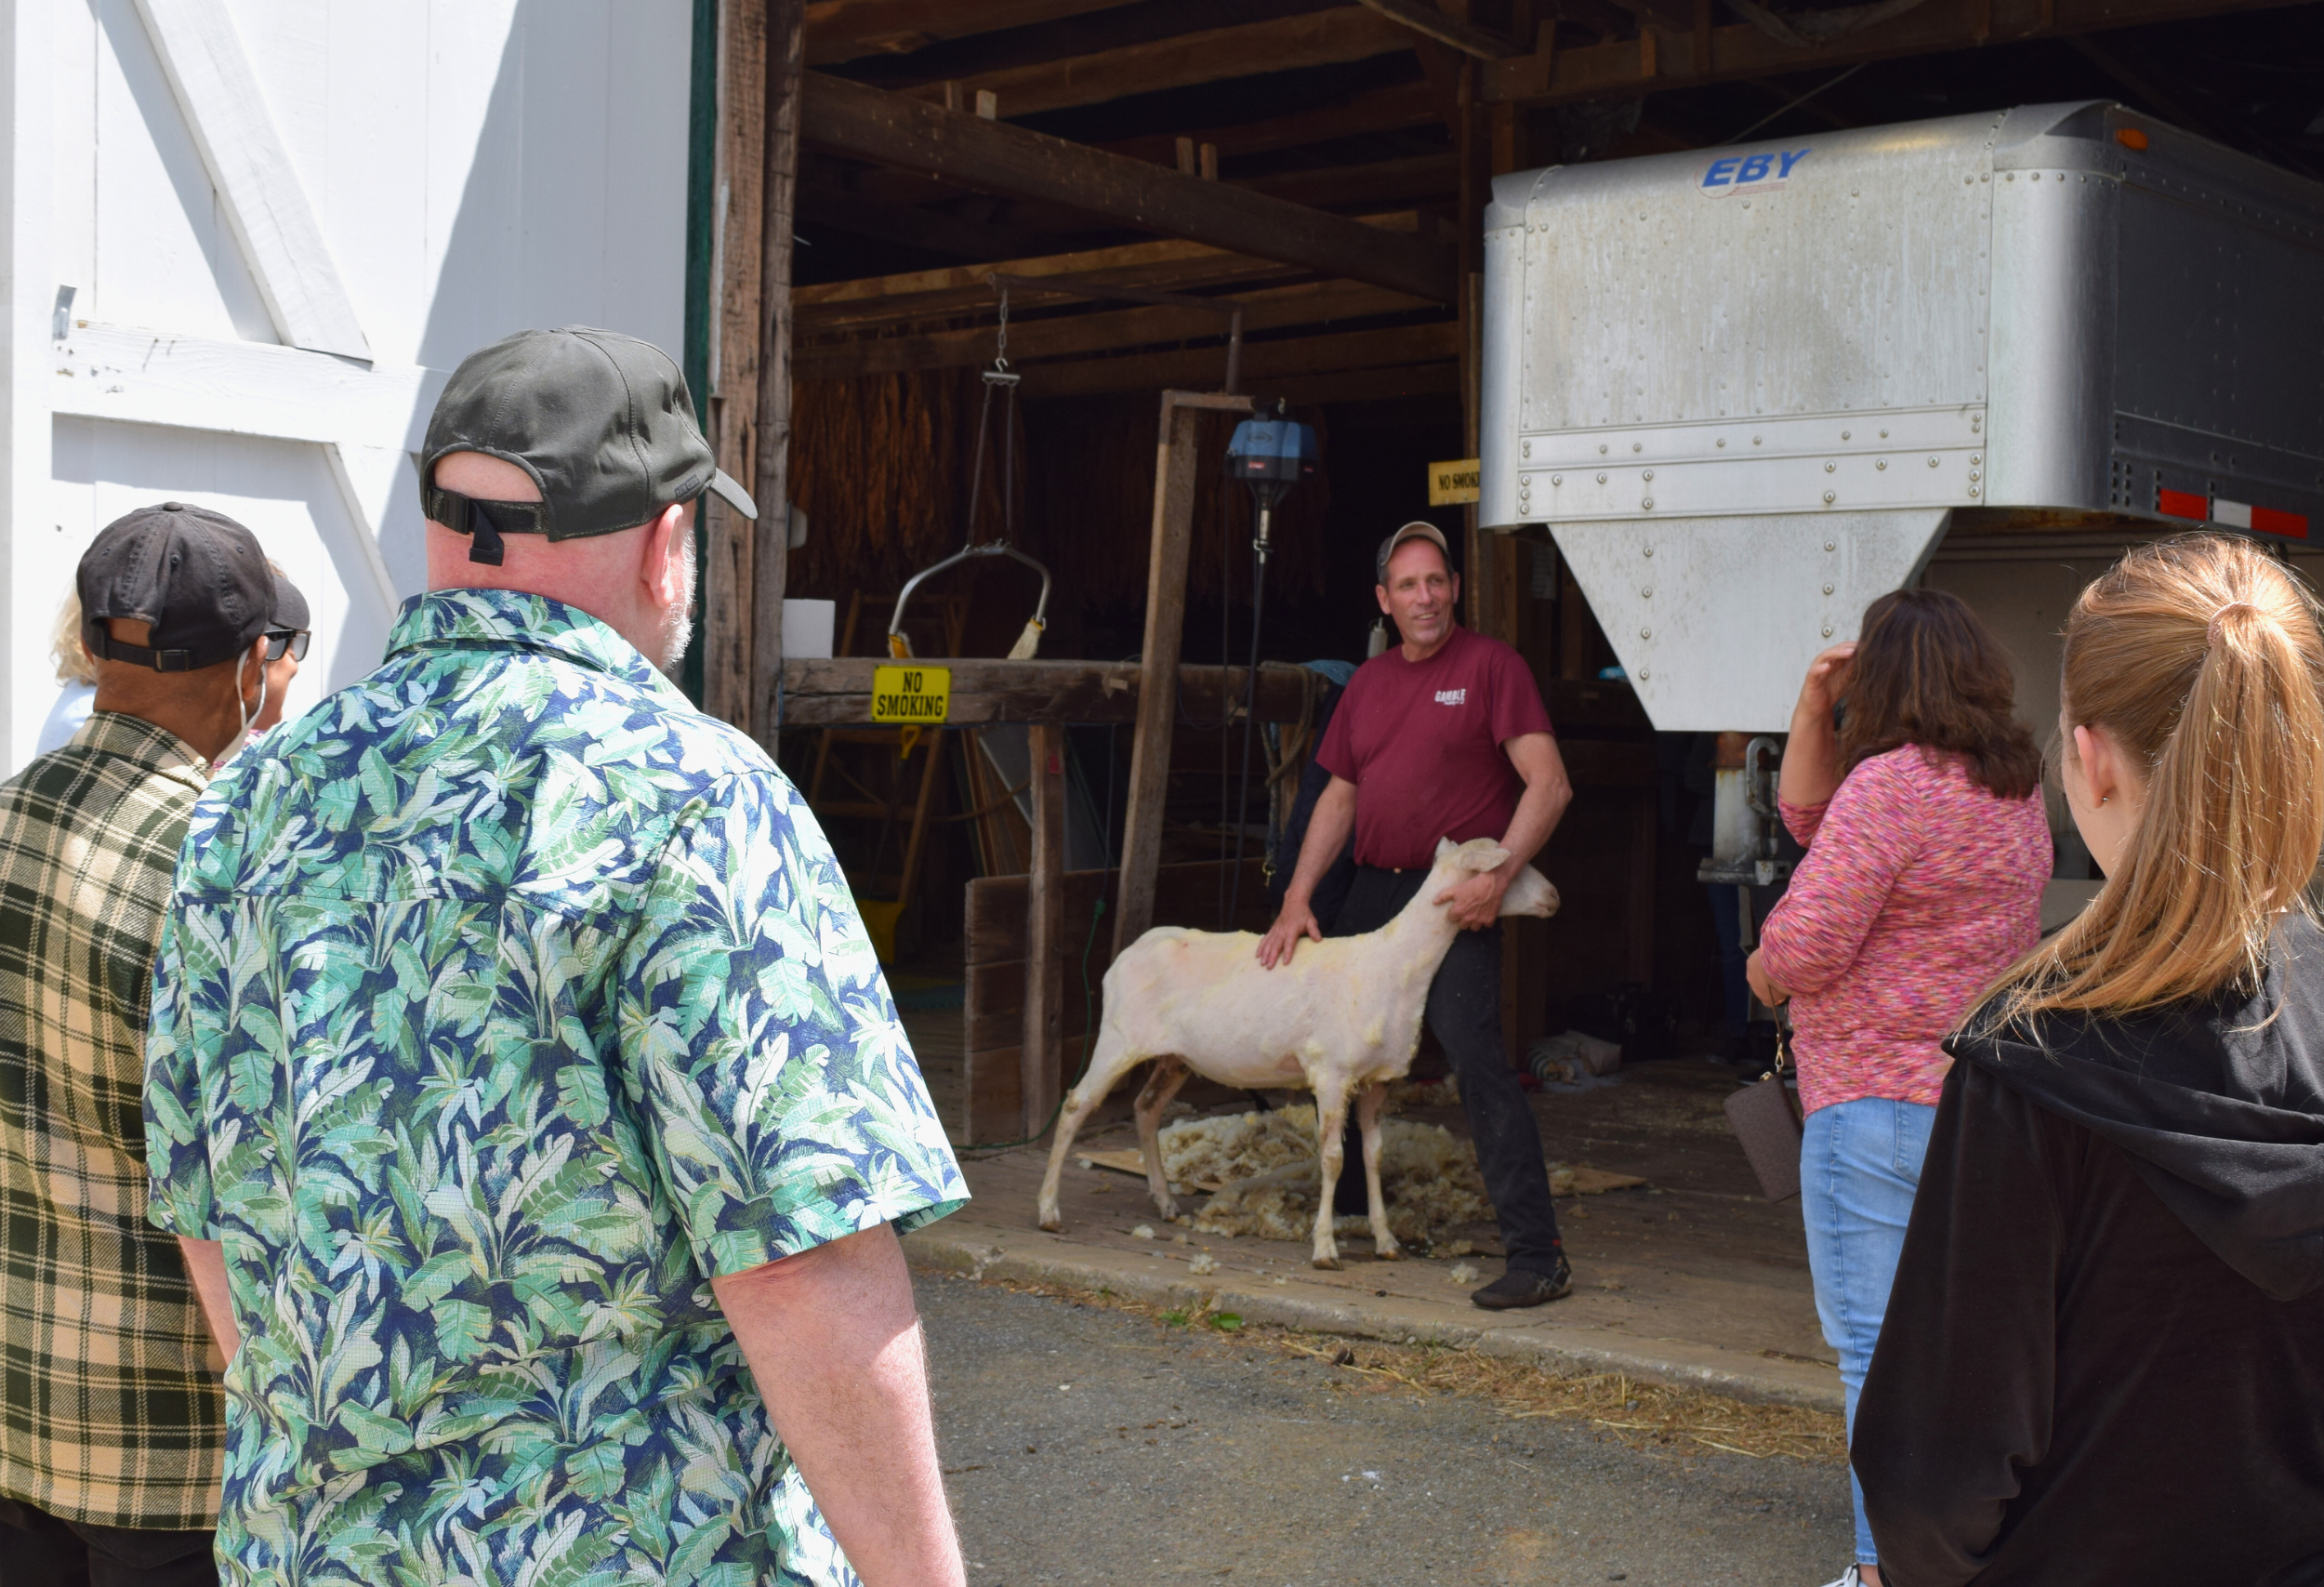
left=1495, top=736, right=1572, bottom=877
left=1282, top=778, right=1357, bottom=906
left=176, top=1236, right=240, bottom=1358
left=713, top=1224, right=963, bottom=1587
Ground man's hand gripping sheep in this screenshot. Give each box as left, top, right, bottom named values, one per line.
left=1037, top=838, right=1557, bottom=1269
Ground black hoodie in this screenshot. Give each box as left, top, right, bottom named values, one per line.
left=1855, top=912, right=2324, bottom=1587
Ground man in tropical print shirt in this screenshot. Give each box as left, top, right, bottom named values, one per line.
left=142, top=328, right=970, bottom=1586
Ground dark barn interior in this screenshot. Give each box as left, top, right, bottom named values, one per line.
left=684, top=0, right=2324, bottom=1143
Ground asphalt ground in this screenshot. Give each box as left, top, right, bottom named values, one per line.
left=918, top=1272, right=1856, bottom=1587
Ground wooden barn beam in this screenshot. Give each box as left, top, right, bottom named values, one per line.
left=774, top=657, right=1313, bottom=726
left=1265, top=359, right=1461, bottom=405
left=1014, top=320, right=1459, bottom=399
left=796, top=177, right=1050, bottom=259
left=1234, top=152, right=1459, bottom=210
left=897, top=9, right=1417, bottom=120
left=1485, top=0, right=2309, bottom=103
left=1103, top=82, right=1444, bottom=166
left=798, top=278, right=1430, bottom=381
left=800, top=73, right=1461, bottom=302
left=1354, top=0, right=1525, bottom=58
left=750, top=0, right=808, bottom=750
left=704, top=0, right=769, bottom=733
left=805, top=0, right=1142, bottom=66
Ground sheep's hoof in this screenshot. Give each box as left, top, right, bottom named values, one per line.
left=1311, top=1252, right=1342, bottom=1271
left=1037, top=1211, right=1063, bottom=1232
left=1374, top=1245, right=1404, bottom=1262
left=1151, top=1197, right=1182, bottom=1222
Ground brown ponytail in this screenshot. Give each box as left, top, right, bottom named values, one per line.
left=1981, top=534, right=2324, bottom=1025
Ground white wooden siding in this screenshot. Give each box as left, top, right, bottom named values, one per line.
left=5, top=0, right=693, bottom=772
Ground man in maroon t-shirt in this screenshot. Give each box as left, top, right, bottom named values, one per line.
left=1258, top=522, right=1577, bottom=1309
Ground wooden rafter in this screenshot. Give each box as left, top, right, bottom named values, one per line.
left=797, top=278, right=1433, bottom=380
left=795, top=212, right=1443, bottom=331
left=800, top=73, right=1460, bottom=301
left=896, top=8, right=1417, bottom=120
left=1102, top=81, right=1444, bottom=166
left=804, top=0, right=1142, bottom=66
left=1485, top=0, right=2311, bottom=104
left=1013, top=320, right=1459, bottom=398
left=1235, top=152, right=1459, bottom=209
left=1353, top=0, right=1525, bottom=59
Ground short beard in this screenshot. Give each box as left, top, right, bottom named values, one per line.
left=656, top=531, right=699, bottom=676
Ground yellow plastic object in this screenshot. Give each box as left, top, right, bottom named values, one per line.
left=856, top=898, right=905, bottom=965
left=888, top=630, right=913, bottom=659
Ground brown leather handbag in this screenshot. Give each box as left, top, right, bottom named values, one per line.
left=1723, top=1025, right=1803, bottom=1202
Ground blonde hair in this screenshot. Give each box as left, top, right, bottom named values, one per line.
left=50, top=593, right=97, bottom=686
left=1980, top=535, right=2324, bottom=1027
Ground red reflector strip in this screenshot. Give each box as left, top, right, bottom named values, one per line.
left=2252, top=504, right=2310, bottom=539
left=2157, top=489, right=2209, bottom=521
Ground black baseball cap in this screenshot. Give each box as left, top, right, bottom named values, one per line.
left=79, top=502, right=277, bottom=672
left=419, top=325, right=758, bottom=565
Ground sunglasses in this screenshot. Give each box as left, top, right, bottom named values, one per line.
left=264, top=630, right=311, bottom=663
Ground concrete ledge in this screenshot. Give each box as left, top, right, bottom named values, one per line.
left=905, top=1222, right=1843, bottom=1413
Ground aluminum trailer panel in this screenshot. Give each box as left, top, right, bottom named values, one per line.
left=1481, top=101, right=2324, bottom=730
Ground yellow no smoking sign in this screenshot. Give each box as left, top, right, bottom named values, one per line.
left=872, top=665, right=951, bottom=724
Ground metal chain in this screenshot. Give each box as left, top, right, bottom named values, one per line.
left=992, top=281, right=1010, bottom=370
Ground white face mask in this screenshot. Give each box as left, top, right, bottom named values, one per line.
left=215, top=649, right=270, bottom=765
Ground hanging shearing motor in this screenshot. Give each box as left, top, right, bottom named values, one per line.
left=889, top=283, right=1053, bottom=661
left=1221, top=398, right=1320, bottom=925
left=1223, top=399, right=1319, bottom=568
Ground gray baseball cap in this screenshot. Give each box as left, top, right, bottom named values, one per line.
left=420, top=325, right=757, bottom=565
left=1375, top=520, right=1453, bottom=586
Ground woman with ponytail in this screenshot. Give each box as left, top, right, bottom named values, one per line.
left=1855, top=535, right=2324, bottom=1587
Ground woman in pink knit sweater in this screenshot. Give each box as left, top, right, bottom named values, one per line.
left=1745, top=589, right=2052, bottom=1587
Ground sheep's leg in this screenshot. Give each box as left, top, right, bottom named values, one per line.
left=1310, top=1079, right=1353, bottom=1270
left=1356, top=1082, right=1401, bottom=1261
left=1132, top=1058, right=1194, bottom=1221
left=1038, top=1026, right=1145, bottom=1231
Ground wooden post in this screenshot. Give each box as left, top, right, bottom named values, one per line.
left=750, top=0, right=805, bottom=751
left=704, top=0, right=767, bottom=732
left=1023, top=722, right=1067, bottom=1136
left=1111, top=390, right=1252, bottom=960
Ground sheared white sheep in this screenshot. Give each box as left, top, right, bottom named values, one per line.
left=1037, top=837, right=1557, bottom=1268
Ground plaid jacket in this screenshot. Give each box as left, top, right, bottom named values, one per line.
left=0, top=713, right=224, bottom=1527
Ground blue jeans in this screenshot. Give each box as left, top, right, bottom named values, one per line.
left=1801, top=1096, right=1936, bottom=1567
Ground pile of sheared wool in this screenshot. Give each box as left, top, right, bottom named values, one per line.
left=1157, top=1105, right=1490, bottom=1249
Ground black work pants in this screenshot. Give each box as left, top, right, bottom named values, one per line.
left=1328, top=865, right=1565, bottom=1276
left=0, top=1500, right=214, bottom=1587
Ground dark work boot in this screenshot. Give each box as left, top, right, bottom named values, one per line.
left=1471, top=1257, right=1575, bottom=1310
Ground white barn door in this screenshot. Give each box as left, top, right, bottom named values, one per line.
left=4, top=0, right=693, bottom=772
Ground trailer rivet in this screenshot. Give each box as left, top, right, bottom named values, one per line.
left=1753, top=436, right=1763, bottom=445
left=1825, top=540, right=1836, bottom=552
left=1599, top=443, right=1609, bottom=455
left=1842, top=430, right=1851, bottom=441
left=1716, top=438, right=1726, bottom=448
left=1642, top=469, right=1654, bottom=482
left=1877, top=459, right=1888, bottom=470
left=1521, top=475, right=1532, bottom=487
left=1824, top=491, right=1836, bottom=504
left=1632, top=443, right=1643, bottom=453
left=1643, top=546, right=1653, bottom=557
left=1552, top=474, right=1563, bottom=486
left=1597, top=472, right=1607, bottom=484
left=1969, top=470, right=1981, bottom=483
left=1641, top=628, right=1653, bottom=640
left=1642, top=497, right=1655, bottom=509
left=1929, top=456, right=1940, bottom=468
left=1825, top=462, right=1837, bottom=473
left=1880, top=429, right=1890, bottom=439
left=1644, top=587, right=1653, bottom=599
left=1638, top=668, right=1650, bottom=680
left=1970, top=455, right=1982, bottom=466
left=1823, top=626, right=1834, bottom=638
left=1970, top=486, right=1981, bottom=497
left=1523, top=442, right=1532, bottom=458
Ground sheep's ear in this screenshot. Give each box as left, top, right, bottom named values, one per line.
left=1463, top=844, right=1511, bottom=872
left=1435, top=836, right=1458, bottom=860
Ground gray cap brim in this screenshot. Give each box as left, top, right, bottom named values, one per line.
left=707, top=469, right=759, bottom=519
